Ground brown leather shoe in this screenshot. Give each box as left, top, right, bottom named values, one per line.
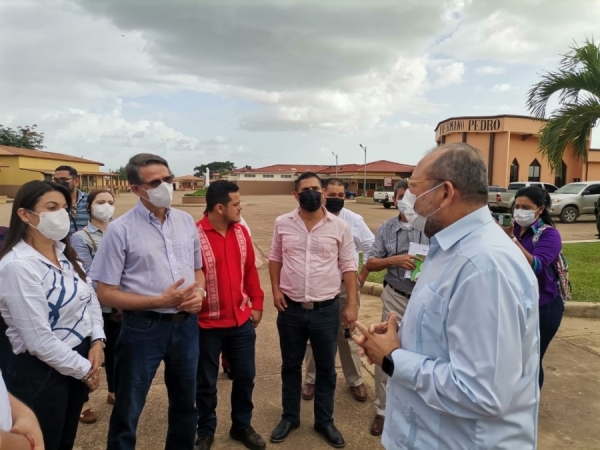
left=302, top=382, right=315, bottom=400
left=79, top=408, right=98, bottom=424
left=370, top=414, right=384, bottom=436
left=350, top=383, right=367, bottom=402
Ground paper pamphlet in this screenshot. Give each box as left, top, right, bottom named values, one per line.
left=404, top=242, right=430, bottom=282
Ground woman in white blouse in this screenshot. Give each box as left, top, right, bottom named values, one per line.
left=0, top=180, right=105, bottom=450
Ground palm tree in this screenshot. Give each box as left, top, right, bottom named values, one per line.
left=527, top=39, right=600, bottom=172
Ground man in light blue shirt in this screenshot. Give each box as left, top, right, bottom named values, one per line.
left=354, top=143, right=540, bottom=449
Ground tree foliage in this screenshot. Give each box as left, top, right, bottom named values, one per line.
left=109, top=165, right=128, bottom=181
left=0, top=124, right=45, bottom=150
left=193, top=161, right=236, bottom=178
left=527, top=38, right=600, bottom=172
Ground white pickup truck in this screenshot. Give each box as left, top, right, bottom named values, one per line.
left=488, top=182, right=558, bottom=213
left=373, top=190, right=395, bottom=208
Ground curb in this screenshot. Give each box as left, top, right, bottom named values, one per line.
left=360, top=282, right=600, bottom=319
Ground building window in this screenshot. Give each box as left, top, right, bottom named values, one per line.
left=528, top=159, right=541, bottom=182
left=262, top=174, right=274, bottom=178
left=358, top=182, right=376, bottom=190
left=510, top=158, right=519, bottom=183
left=280, top=174, right=292, bottom=179
left=243, top=174, right=256, bottom=178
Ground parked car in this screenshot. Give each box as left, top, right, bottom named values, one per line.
left=345, top=189, right=357, bottom=200
left=549, top=181, right=600, bottom=223
left=374, top=190, right=395, bottom=208
left=488, top=182, right=558, bottom=213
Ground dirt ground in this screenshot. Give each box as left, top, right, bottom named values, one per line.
left=1, top=192, right=599, bottom=449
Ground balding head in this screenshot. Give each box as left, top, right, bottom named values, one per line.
left=419, top=143, right=488, bottom=206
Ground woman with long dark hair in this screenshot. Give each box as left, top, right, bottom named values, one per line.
left=501, top=186, right=564, bottom=388
left=0, top=180, right=105, bottom=450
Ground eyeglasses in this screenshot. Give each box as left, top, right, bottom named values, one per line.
left=406, top=179, right=441, bottom=189
left=54, top=178, right=73, bottom=183
left=139, top=176, right=174, bottom=189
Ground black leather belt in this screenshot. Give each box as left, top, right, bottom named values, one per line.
left=383, top=281, right=411, bottom=299
left=284, top=294, right=339, bottom=310
left=124, top=310, right=190, bottom=323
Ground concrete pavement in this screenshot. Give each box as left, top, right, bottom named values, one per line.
left=2, top=192, right=598, bottom=449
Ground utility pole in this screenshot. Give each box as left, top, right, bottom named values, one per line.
left=331, top=151, right=338, bottom=176
left=359, top=144, right=367, bottom=196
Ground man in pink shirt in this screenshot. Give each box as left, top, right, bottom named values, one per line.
left=268, top=171, right=358, bottom=449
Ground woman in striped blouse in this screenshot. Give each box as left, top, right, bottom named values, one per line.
left=0, top=180, right=105, bottom=450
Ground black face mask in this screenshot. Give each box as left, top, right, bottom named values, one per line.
left=298, top=190, right=322, bottom=212
left=325, top=197, right=344, bottom=214
left=56, top=181, right=72, bottom=192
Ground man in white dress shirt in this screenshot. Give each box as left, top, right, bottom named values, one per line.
left=302, top=178, right=374, bottom=403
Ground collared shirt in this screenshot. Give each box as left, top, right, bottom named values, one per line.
left=369, top=215, right=429, bottom=293
left=89, top=201, right=202, bottom=314
left=197, top=216, right=264, bottom=329
left=337, top=208, right=374, bottom=267
left=514, top=219, right=562, bottom=306
left=72, top=222, right=111, bottom=313
left=268, top=207, right=357, bottom=302
left=0, top=240, right=105, bottom=380
left=0, top=374, right=10, bottom=432
left=69, top=190, right=89, bottom=235
left=384, top=207, right=539, bottom=450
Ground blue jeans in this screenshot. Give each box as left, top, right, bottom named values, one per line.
left=277, top=298, right=339, bottom=426
left=196, top=319, right=256, bottom=436
left=539, top=295, right=564, bottom=388
left=107, top=313, right=199, bottom=450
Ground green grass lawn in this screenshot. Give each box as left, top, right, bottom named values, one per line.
left=360, top=242, right=600, bottom=302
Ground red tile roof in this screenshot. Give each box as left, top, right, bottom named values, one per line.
left=0, top=145, right=104, bottom=165
left=174, top=175, right=204, bottom=181
left=231, top=160, right=414, bottom=175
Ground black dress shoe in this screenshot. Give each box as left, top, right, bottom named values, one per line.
left=194, top=435, right=214, bottom=450
left=230, top=426, right=266, bottom=450
left=270, top=420, right=300, bottom=443
left=314, top=423, right=345, bottom=448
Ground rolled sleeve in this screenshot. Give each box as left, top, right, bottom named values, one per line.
left=268, top=219, right=283, bottom=263
left=338, top=223, right=358, bottom=273
left=89, top=222, right=126, bottom=286
left=391, top=269, right=532, bottom=419
left=368, top=224, right=387, bottom=260
left=1, top=261, right=92, bottom=379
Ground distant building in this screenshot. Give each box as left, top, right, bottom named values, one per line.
left=227, top=160, right=414, bottom=196
left=174, top=175, right=205, bottom=191
left=0, top=145, right=123, bottom=197
left=435, top=114, right=600, bottom=187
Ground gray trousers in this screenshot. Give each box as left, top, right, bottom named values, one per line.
left=375, top=284, right=410, bottom=416
left=304, top=282, right=363, bottom=387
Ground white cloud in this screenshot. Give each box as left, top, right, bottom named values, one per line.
left=492, top=84, right=512, bottom=93
left=476, top=66, right=506, bottom=75
left=433, top=62, right=465, bottom=88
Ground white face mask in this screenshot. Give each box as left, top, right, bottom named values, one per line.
left=28, top=208, right=71, bottom=241
left=141, top=182, right=173, bottom=208
left=399, top=184, right=443, bottom=233
left=93, top=203, right=115, bottom=222
left=514, top=208, right=539, bottom=228
left=396, top=201, right=407, bottom=214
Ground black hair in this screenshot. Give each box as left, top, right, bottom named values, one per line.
left=0, top=180, right=86, bottom=280
left=206, top=180, right=240, bottom=212
left=514, top=186, right=555, bottom=227
left=125, top=153, right=169, bottom=185
left=295, top=171, right=322, bottom=191
left=86, top=189, right=115, bottom=214
left=54, top=165, right=79, bottom=178
left=323, top=178, right=344, bottom=189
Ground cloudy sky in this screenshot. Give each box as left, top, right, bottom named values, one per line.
left=2, top=0, right=600, bottom=176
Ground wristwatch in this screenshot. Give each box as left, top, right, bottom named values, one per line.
left=511, top=236, right=518, bottom=243
left=197, top=287, right=207, bottom=298
left=91, top=338, right=106, bottom=349
left=382, top=350, right=396, bottom=377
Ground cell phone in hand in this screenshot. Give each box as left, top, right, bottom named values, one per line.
left=491, top=213, right=512, bottom=227
left=344, top=328, right=351, bottom=338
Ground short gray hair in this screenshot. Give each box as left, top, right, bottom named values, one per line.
left=126, top=153, right=169, bottom=185
left=426, top=143, right=488, bottom=205
left=393, top=179, right=408, bottom=198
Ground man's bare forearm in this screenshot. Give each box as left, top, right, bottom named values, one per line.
left=97, top=283, right=164, bottom=310
left=269, top=261, right=282, bottom=294
left=365, top=257, right=392, bottom=272
left=342, top=271, right=358, bottom=306
left=195, top=269, right=206, bottom=289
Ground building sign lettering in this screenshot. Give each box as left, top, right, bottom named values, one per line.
left=437, top=118, right=502, bottom=138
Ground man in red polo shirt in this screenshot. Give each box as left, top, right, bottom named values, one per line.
left=195, top=181, right=265, bottom=450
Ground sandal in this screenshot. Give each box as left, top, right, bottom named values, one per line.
left=79, top=408, right=98, bottom=424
